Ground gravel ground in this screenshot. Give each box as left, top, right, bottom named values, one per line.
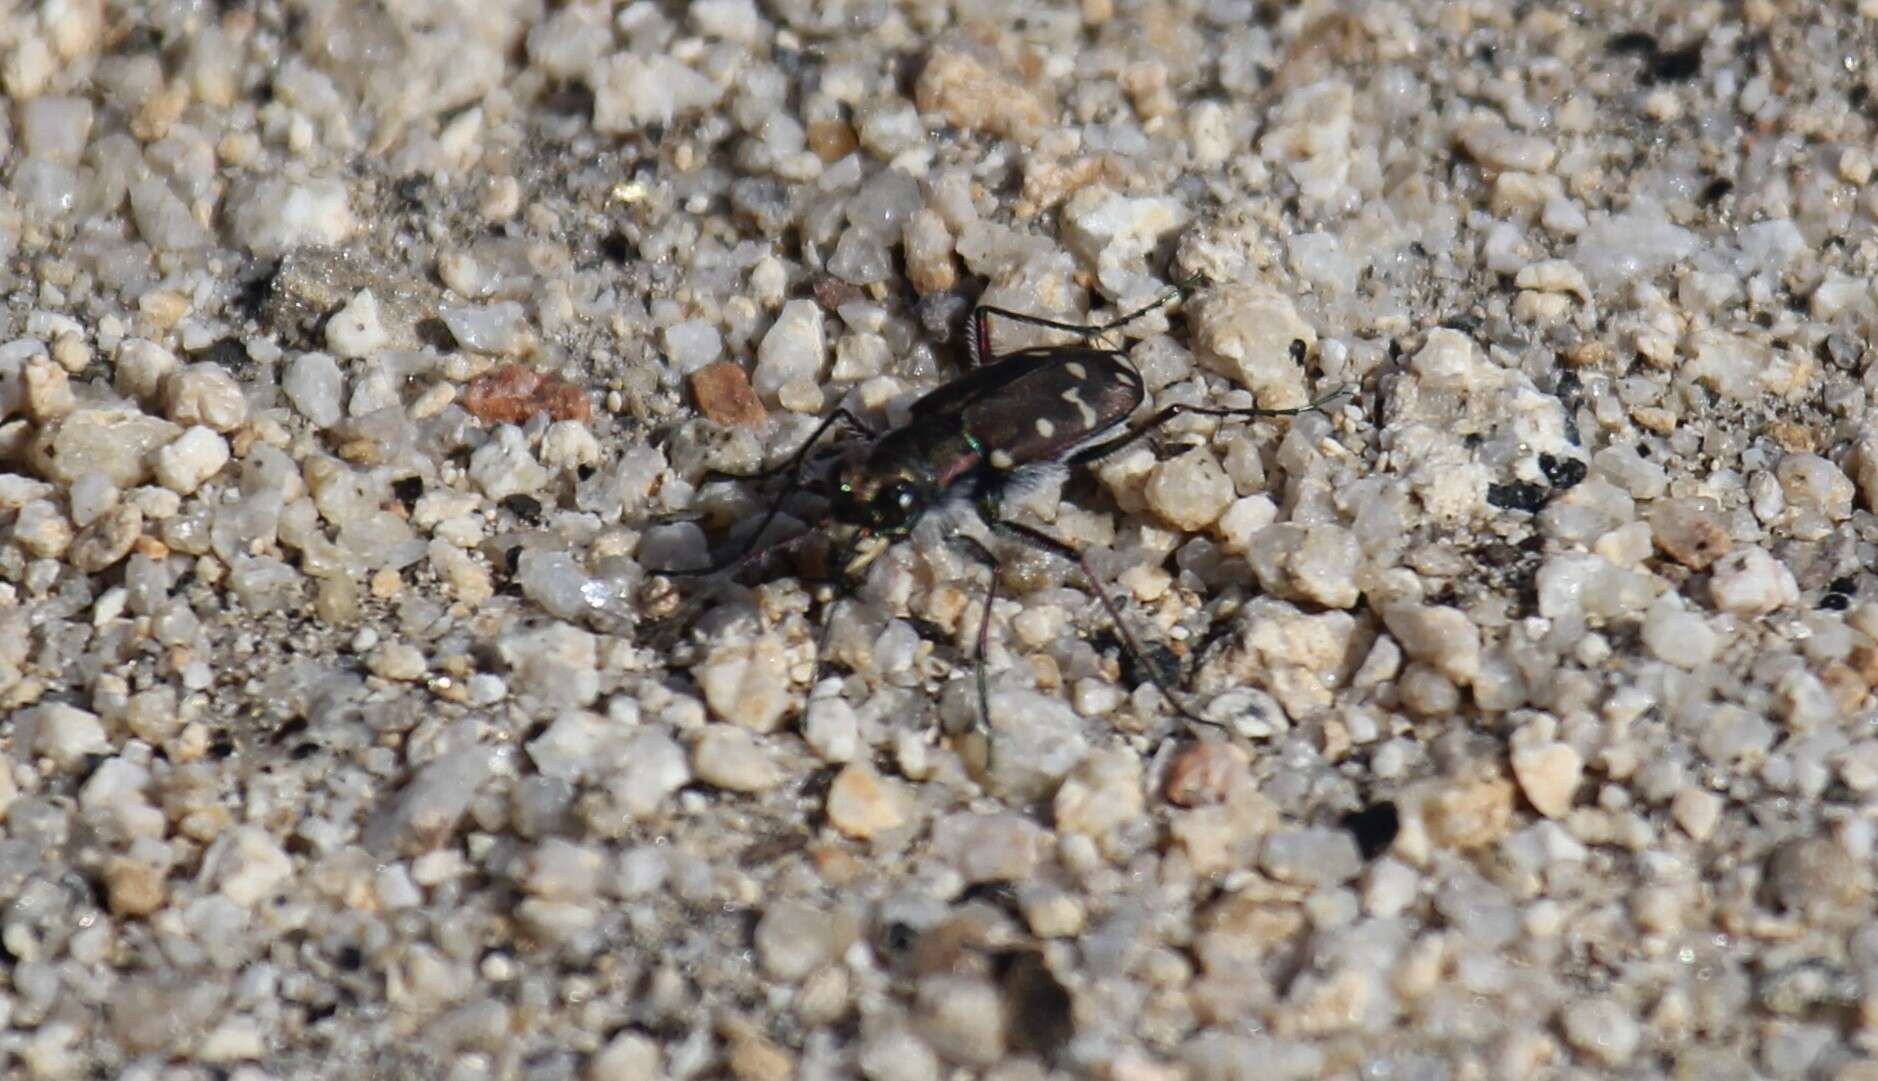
left=3, top=1, right=1878, bottom=1079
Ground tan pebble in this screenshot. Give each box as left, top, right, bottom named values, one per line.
left=826, top=762, right=907, bottom=839
left=1163, top=741, right=1249, bottom=807
left=1420, top=774, right=1516, bottom=850
left=915, top=35, right=1052, bottom=145
left=369, top=567, right=403, bottom=599
left=688, top=361, right=767, bottom=427
left=1510, top=741, right=1583, bottom=819
left=726, top=1031, right=793, bottom=1081
left=105, top=857, right=167, bottom=917
left=1670, top=787, right=1721, bottom=841
left=806, top=118, right=858, bottom=162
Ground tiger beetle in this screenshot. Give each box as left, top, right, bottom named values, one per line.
left=671, top=279, right=1344, bottom=732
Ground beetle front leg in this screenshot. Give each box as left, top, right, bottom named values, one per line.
left=675, top=408, right=875, bottom=577
left=699, top=407, right=874, bottom=485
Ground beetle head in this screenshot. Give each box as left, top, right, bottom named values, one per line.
left=832, top=457, right=927, bottom=538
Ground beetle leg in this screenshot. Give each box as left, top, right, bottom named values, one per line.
left=1068, top=385, right=1349, bottom=466
left=699, top=407, right=874, bottom=485
left=941, top=533, right=1003, bottom=736
left=977, top=508, right=1217, bottom=728
left=968, top=279, right=1193, bottom=365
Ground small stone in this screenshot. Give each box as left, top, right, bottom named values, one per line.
left=521, top=839, right=604, bottom=900
left=903, top=209, right=956, bottom=294
left=29, top=702, right=110, bottom=768
left=1144, top=447, right=1233, bottom=531
left=104, top=856, right=167, bottom=917
left=1559, top=996, right=1640, bottom=1066
left=1163, top=741, right=1250, bottom=807
left=216, top=827, right=294, bottom=905
left=689, top=361, right=767, bottom=427
left=726, top=1029, right=794, bottom=1081
left=592, top=53, right=724, bottom=133
left=589, top=1032, right=663, bottom=1081
left=67, top=472, right=118, bottom=527
left=753, top=300, right=826, bottom=402
left=1648, top=497, right=1730, bottom=569
left=914, top=975, right=1007, bottom=1065
left=1061, top=187, right=1190, bottom=292
left=29, top=406, right=182, bottom=486
left=1419, top=773, right=1517, bottom=850
left=755, top=900, right=840, bottom=980
left=1458, top=122, right=1558, bottom=173
left=162, top=363, right=248, bottom=432
left=1382, top=604, right=1481, bottom=686
left=22, top=354, right=75, bottom=422
left=325, top=289, right=388, bottom=359
left=282, top=352, right=344, bottom=429
left=802, top=694, right=858, bottom=763
left=826, top=762, right=908, bottom=839
left=859, top=1028, right=941, bottom=1081
left=1053, top=749, right=1144, bottom=838
left=1764, top=836, right=1871, bottom=926
left=367, top=642, right=426, bottom=681
left=1708, top=547, right=1798, bottom=616
left=1246, top=522, right=1361, bottom=608
left=1675, top=784, right=1720, bottom=844
left=663, top=319, right=724, bottom=373
left=1569, top=200, right=1697, bottom=293
left=441, top=301, right=530, bottom=355
left=1261, top=826, right=1362, bottom=886
left=468, top=426, right=550, bottom=501
left=914, top=34, right=1051, bottom=144
left=152, top=426, right=231, bottom=494
left=69, top=503, right=143, bottom=572
left=930, top=811, right=1042, bottom=883
left=1189, top=283, right=1316, bottom=407
left=1776, top=453, right=1855, bottom=520
left=227, top=177, right=357, bottom=255
left=12, top=502, right=72, bottom=567
left=691, top=727, right=782, bottom=793
left=607, top=730, right=690, bottom=819
left=461, top=363, right=590, bottom=424
left=1641, top=598, right=1717, bottom=668
left=1019, top=887, right=1086, bottom=938
left=1363, top=858, right=1420, bottom=917
left=697, top=634, right=791, bottom=733
left=1510, top=736, right=1583, bottom=819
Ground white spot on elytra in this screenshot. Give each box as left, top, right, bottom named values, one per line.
left=990, top=449, right=1015, bottom=469
left=1035, top=418, right=1055, bottom=438
left=1065, top=362, right=1088, bottom=379
left=1061, top=388, right=1098, bottom=427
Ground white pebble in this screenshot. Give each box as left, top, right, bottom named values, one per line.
left=1641, top=598, right=1716, bottom=668
left=753, top=299, right=826, bottom=402
left=691, top=727, right=782, bottom=793
left=1708, top=547, right=1798, bottom=616
left=1559, top=996, right=1640, bottom=1066
left=216, top=827, right=294, bottom=905
left=29, top=702, right=110, bottom=768
left=325, top=290, right=388, bottom=359
left=283, top=352, right=344, bottom=428
left=153, top=426, right=231, bottom=495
